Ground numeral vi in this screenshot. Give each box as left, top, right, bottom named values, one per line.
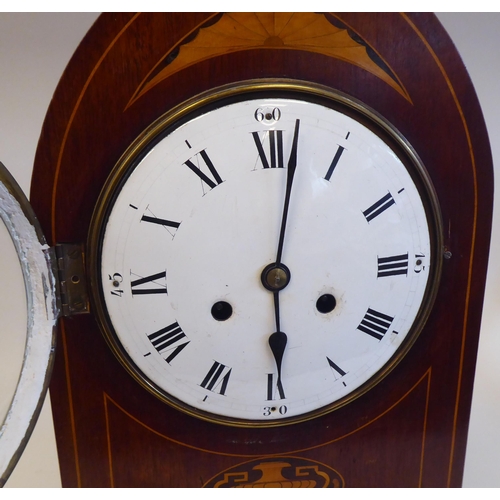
left=267, top=373, right=286, bottom=400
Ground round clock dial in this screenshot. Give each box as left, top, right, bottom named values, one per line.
left=89, top=81, right=441, bottom=426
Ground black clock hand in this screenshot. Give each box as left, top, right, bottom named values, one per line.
left=269, top=291, right=287, bottom=389
left=275, top=119, right=300, bottom=265
left=265, top=119, right=300, bottom=396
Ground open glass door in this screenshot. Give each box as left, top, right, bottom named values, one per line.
left=0, top=162, right=58, bottom=486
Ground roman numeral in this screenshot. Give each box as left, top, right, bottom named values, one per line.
left=363, top=192, right=395, bottom=222
left=357, top=308, right=394, bottom=340
left=130, top=271, right=167, bottom=295
left=324, top=144, right=347, bottom=181
left=266, top=373, right=286, bottom=400
left=141, top=215, right=180, bottom=229
left=377, top=253, right=409, bottom=277
left=326, top=357, right=347, bottom=378
left=184, top=149, right=223, bottom=190
left=200, top=361, right=232, bottom=395
left=252, top=130, right=284, bottom=169
left=147, top=322, right=190, bottom=364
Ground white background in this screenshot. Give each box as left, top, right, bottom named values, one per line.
left=0, top=12, right=499, bottom=488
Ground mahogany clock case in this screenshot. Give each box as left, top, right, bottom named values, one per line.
left=28, top=13, right=493, bottom=487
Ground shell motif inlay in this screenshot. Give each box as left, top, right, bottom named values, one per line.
left=128, top=13, right=408, bottom=106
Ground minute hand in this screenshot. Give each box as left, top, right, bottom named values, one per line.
left=275, top=119, right=300, bottom=265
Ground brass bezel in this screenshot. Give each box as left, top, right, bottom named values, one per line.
left=88, top=79, right=443, bottom=428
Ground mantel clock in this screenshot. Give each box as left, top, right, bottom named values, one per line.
left=0, top=13, right=493, bottom=487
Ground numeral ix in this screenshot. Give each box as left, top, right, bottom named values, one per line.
left=131, top=271, right=167, bottom=295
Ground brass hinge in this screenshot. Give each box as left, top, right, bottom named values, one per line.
left=54, top=243, right=90, bottom=317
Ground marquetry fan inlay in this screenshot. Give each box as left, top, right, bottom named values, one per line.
left=130, top=12, right=408, bottom=105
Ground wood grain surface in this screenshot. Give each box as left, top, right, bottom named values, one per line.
left=30, top=13, right=493, bottom=487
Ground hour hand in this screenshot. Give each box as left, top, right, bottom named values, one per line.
left=268, top=291, right=287, bottom=391
left=269, top=329, right=287, bottom=392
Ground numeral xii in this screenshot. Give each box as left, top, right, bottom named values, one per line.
left=252, top=130, right=284, bottom=169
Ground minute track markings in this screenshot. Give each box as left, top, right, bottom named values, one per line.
left=97, top=95, right=434, bottom=423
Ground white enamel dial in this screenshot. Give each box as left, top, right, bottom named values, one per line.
left=93, top=86, right=440, bottom=425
